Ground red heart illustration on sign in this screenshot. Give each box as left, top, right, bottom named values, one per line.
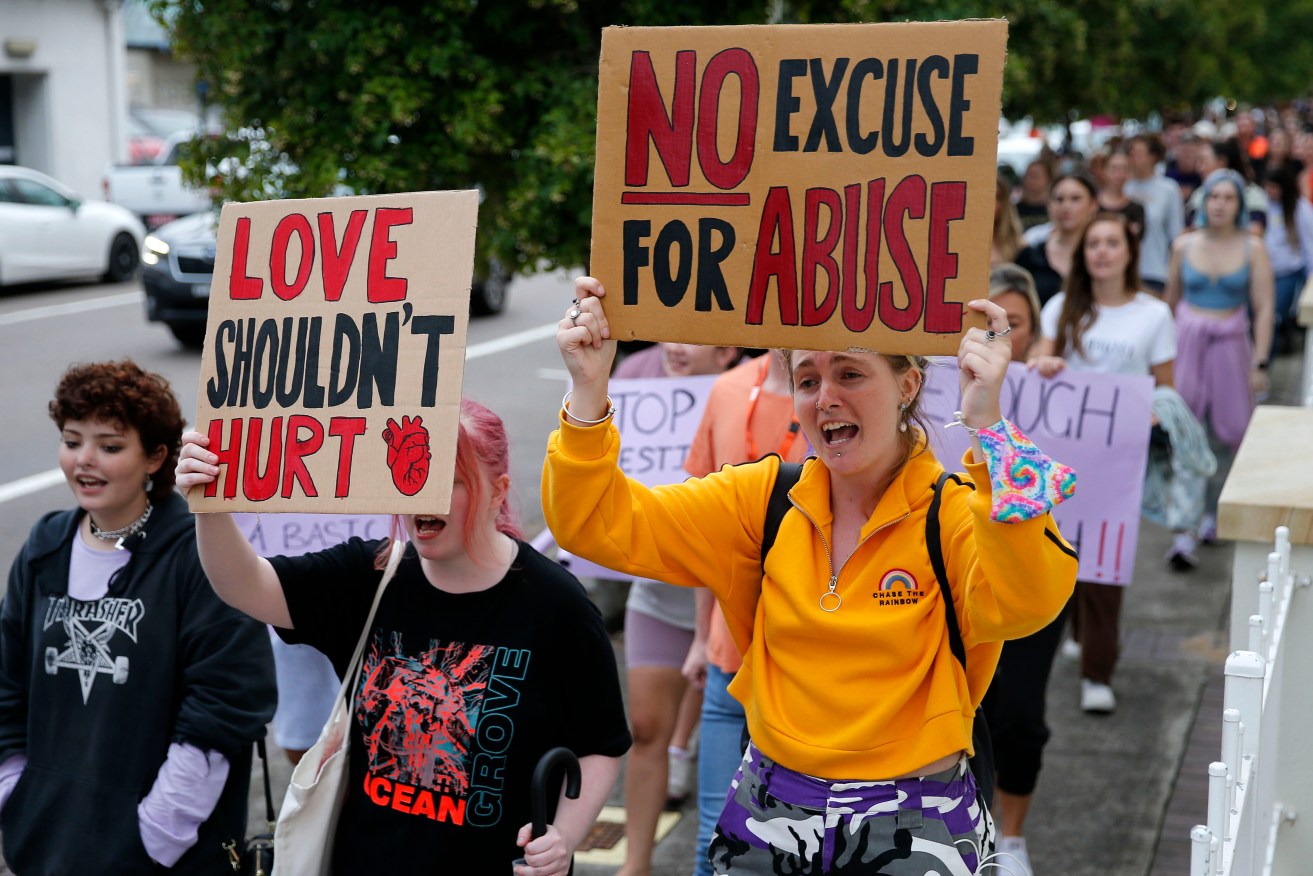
left=382, top=415, right=431, bottom=496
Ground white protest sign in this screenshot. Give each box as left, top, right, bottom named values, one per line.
left=234, top=513, right=392, bottom=556
left=557, top=374, right=717, bottom=581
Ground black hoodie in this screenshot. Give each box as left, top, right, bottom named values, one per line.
left=0, top=492, right=276, bottom=875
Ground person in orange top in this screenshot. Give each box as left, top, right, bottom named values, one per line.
left=545, top=277, right=1079, bottom=874
left=680, top=350, right=809, bottom=876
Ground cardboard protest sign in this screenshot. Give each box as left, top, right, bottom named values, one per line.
left=591, top=21, right=1006, bottom=355
left=191, top=191, right=478, bottom=514
left=556, top=374, right=718, bottom=581
left=921, top=361, right=1154, bottom=584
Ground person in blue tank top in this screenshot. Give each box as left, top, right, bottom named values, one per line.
left=1165, top=169, right=1276, bottom=545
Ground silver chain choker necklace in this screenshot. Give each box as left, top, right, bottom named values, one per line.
left=90, top=501, right=153, bottom=549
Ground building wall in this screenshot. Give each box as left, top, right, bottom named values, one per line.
left=126, top=50, right=197, bottom=111
left=0, top=0, right=127, bottom=199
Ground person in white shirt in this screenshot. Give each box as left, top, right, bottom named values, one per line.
left=1029, top=213, right=1177, bottom=714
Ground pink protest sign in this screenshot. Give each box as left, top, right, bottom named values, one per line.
left=920, top=360, right=1153, bottom=585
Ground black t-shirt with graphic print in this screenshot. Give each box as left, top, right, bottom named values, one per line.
left=273, top=538, right=631, bottom=872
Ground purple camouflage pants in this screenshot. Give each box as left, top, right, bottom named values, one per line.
left=709, top=743, right=994, bottom=874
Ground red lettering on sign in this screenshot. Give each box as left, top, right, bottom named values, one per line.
left=625, top=50, right=696, bottom=188
left=838, top=183, right=873, bottom=332
left=801, top=187, right=842, bottom=327
left=281, top=415, right=323, bottom=498
left=367, top=208, right=412, bottom=303
left=696, top=48, right=759, bottom=190
left=229, top=218, right=263, bottom=299
left=318, top=210, right=368, bottom=302
left=270, top=213, right=315, bottom=300
left=745, top=187, right=799, bottom=326
left=925, top=180, right=967, bottom=333
left=203, top=418, right=243, bottom=499
left=850, top=179, right=885, bottom=332
left=328, top=417, right=367, bottom=498
left=878, top=175, right=927, bottom=332
left=741, top=176, right=967, bottom=335
left=242, top=416, right=282, bottom=501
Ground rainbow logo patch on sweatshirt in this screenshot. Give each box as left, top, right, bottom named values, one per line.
left=875, top=570, right=922, bottom=606
left=878, top=570, right=918, bottom=591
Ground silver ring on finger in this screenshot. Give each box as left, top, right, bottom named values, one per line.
left=985, top=326, right=1012, bottom=342
left=567, top=307, right=581, bottom=324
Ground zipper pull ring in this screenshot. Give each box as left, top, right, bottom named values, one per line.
left=819, top=575, right=842, bottom=612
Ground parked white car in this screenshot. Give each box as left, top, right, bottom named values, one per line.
left=0, top=166, right=146, bottom=286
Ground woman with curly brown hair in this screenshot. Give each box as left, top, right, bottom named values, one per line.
left=0, top=359, right=276, bottom=874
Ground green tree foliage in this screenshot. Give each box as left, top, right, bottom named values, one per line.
left=156, top=0, right=772, bottom=275
left=156, top=0, right=1313, bottom=274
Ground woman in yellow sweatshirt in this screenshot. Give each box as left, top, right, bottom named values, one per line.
left=543, top=277, right=1079, bottom=875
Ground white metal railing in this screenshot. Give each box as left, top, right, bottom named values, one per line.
left=1191, top=527, right=1307, bottom=875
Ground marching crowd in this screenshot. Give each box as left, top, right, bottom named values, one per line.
left=0, top=105, right=1300, bottom=876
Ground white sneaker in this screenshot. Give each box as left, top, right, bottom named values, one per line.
left=1059, top=638, right=1081, bottom=661
left=994, top=836, right=1034, bottom=876
left=666, top=745, right=695, bottom=803
left=1081, top=679, right=1117, bottom=713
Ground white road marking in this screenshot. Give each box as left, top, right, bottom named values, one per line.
left=465, top=322, right=558, bottom=359
left=0, top=291, right=143, bottom=327
left=0, top=469, right=66, bottom=504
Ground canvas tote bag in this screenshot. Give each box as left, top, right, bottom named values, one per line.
left=272, top=539, right=404, bottom=875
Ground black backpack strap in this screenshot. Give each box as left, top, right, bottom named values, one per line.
left=926, top=471, right=972, bottom=668
left=761, top=462, right=804, bottom=570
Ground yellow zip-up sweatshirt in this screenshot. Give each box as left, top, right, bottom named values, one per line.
left=543, top=416, right=1077, bottom=780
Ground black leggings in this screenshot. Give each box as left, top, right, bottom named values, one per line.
left=981, top=605, right=1069, bottom=796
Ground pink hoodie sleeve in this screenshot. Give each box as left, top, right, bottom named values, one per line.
left=137, top=742, right=230, bottom=866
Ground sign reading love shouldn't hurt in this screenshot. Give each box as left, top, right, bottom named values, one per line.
left=191, top=191, right=479, bottom=514
left=592, top=21, right=1007, bottom=355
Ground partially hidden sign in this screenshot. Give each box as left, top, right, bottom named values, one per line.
left=191, top=191, right=479, bottom=514
left=591, top=21, right=1007, bottom=355
left=921, top=361, right=1154, bottom=585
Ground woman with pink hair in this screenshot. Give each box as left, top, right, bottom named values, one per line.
left=177, top=399, right=631, bottom=875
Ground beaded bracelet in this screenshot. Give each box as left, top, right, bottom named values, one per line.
left=562, top=389, right=617, bottom=425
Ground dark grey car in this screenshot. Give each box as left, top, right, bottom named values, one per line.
left=140, top=211, right=510, bottom=348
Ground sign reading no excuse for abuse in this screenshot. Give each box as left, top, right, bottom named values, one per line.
left=190, top=190, right=479, bottom=514
left=591, top=21, right=1007, bottom=355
